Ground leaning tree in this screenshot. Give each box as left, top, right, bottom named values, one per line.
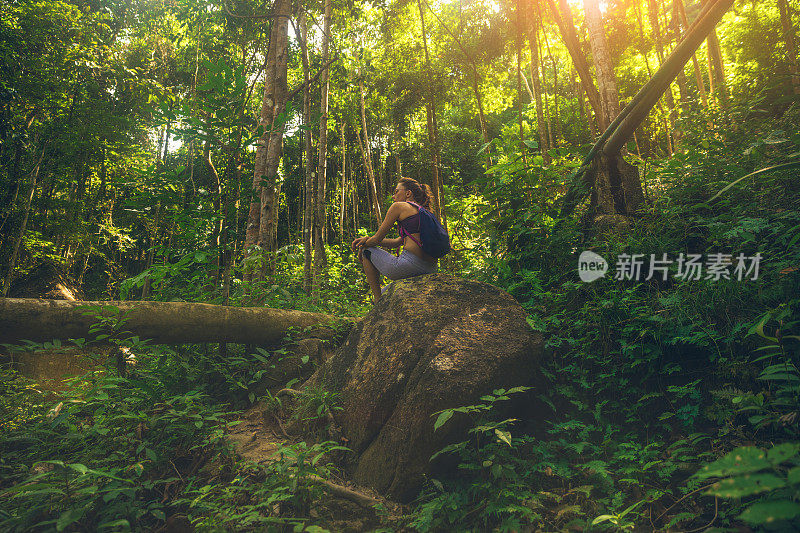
left=559, top=0, right=735, bottom=220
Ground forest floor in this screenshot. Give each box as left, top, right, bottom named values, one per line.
left=224, top=402, right=404, bottom=532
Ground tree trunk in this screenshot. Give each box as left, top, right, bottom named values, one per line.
left=527, top=22, right=550, bottom=161
left=704, top=0, right=728, bottom=103
left=588, top=153, right=646, bottom=215
left=256, top=0, right=291, bottom=280
left=297, top=14, right=314, bottom=294
left=542, top=26, right=562, bottom=146
left=515, top=0, right=527, bottom=165
left=358, top=79, right=382, bottom=225
left=675, top=0, right=710, bottom=107
left=559, top=0, right=735, bottom=219
left=203, top=136, right=223, bottom=287
left=339, top=122, right=346, bottom=242
left=670, top=0, right=690, bottom=105
left=417, top=0, right=444, bottom=222
left=637, top=0, right=673, bottom=154
left=424, top=2, right=490, bottom=164
left=648, top=0, right=678, bottom=150
left=583, top=0, right=622, bottom=128
left=547, top=0, right=604, bottom=129
left=313, top=0, right=332, bottom=290
left=603, top=0, right=734, bottom=155
left=0, top=298, right=345, bottom=346
left=648, top=0, right=676, bottom=110
left=3, top=150, right=43, bottom=297
left=244, top=17, right=278, bottom=283
left=140, top=201, right=161, bottom=299
left=777, top=0, right=800, bottom=95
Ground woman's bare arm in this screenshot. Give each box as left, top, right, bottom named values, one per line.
left=379, top=237, right=403, bottom=249
left=362, top=203, right=403, bottom=248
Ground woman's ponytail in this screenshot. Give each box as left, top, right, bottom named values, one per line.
left=420, top=184, right=433, bottom=210
left=398, top=177, right=431, bottom=209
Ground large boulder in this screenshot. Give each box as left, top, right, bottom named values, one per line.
left=304, top=274, right=545, bottom=502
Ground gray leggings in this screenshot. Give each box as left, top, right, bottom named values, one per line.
left=363, top=247, right=437, bottom=285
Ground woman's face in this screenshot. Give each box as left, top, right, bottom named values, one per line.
left=393, top=184, right=412, bottom=203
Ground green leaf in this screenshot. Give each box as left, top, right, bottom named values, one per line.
left=433, top=410, right=453, bottom=431
left=592, top=514, right=618, bottom=525
left=99, top=519, right=131, bottom=530
left=67, top=463, right=89, bottom=475
left=706, top=474, right=785, bottom=498
left=523, top=139, right=538, bottom=149
left=787, top=467, right=800, bottom=485
left=739, top=500, right=800, bottom=525
left=767, top=443, right=800, bottom=465
left=57, top=508, right=83, bottom=531
left=495, top=428, right=512, bottom=446
left=696, top=447, right=771, bottom=478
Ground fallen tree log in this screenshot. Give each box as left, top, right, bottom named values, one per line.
left=0, top=298, right=345, bottom=346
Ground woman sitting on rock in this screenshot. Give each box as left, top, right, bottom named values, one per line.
left=351, top=177, right=438, bottom=301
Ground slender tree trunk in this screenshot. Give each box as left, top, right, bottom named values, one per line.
left=339, top=122, right=346, bottom=242
left=352, top=160, right=358, bottom=236
left=515, top=0, right=527, bottom=165
left=358, top=79, right=382, bottom=225
left=542, top=27, right=562, bottom=146
left=297, top=14, right=314, bottom=294
left=527, top=22, right=550, bottom=161
left=639, top=0, right=674, bottom=153
left=244, top=19, right=278, bottom=284
left=313, top=0, right=332, bottom=288
left=141, top=201, right=161, bottom=299
left=777, top=0, right=800, bottom=95
left=647, top=0, right=676, bottom=109
left=417, top=0, right=444, bottom=222
left=675, top=0, right=709, bottom=107
left=536, top=25, right=555, bottom=149
left=162, top=115, right=172, bottom=163
left=203, top=136, right=223, bottom=287
left=255, top=0, right=291, bottom=281
left=648, top=0, right=678, bottom=147
left=547, top=0, right=604, bottom=128
left=3, top=150, right=43, bottom=297
left=604, top=0, right=735, bottom=155
left=704, top=0, right=727, bottom=103
left=670, top=0, right=690, bottom=105
left=584, top=0, right=622, bottom=128
left=394, top=133, right=402, bottom=176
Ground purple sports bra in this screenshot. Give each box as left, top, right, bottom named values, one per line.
left=397, top=212, right=421, bottom=235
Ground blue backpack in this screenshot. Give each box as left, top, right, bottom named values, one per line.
left=401, top=202, right=451, bottom=258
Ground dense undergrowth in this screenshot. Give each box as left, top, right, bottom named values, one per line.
left=2, top=103, right=800, bottom=531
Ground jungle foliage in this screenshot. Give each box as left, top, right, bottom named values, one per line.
left=1, top=0, right=800, bottom=530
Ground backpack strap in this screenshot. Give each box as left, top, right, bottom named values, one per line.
left=399, top=201, right=425, bottom=247
left=399, top=225, right=424, bottom=249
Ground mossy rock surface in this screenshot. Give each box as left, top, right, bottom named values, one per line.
left=305, top=274, right=545, bottom=502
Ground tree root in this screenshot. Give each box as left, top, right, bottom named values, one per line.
left=306, top=475, right=381, bottom=508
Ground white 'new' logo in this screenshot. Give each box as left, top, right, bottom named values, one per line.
left=578, top=250, right=608, bottom=282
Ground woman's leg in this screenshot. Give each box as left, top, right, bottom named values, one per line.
left=360, top=248, right=435, bottom=300
left=360, top=252, right=382, bottom=301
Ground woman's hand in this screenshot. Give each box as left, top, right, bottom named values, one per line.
left=351, top=236, right=369, bottom=252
